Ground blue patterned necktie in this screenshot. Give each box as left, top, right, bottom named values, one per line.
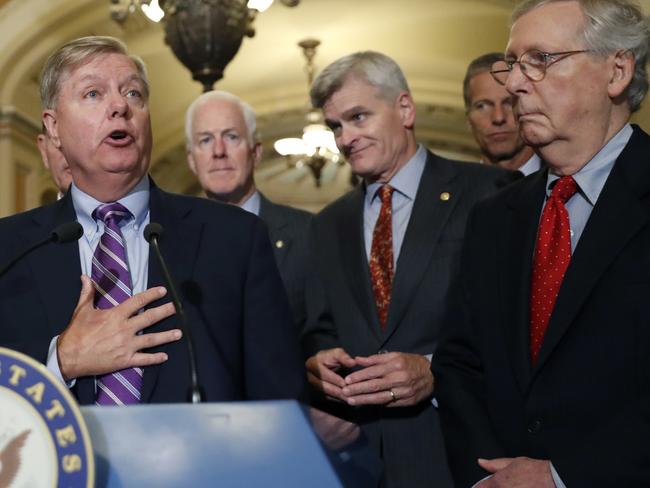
left=91, top=202, right=143, bottom=405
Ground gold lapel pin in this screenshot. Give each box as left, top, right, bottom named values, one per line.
left=275, top=240, right=284, bottom=249
left=440, top=192, right=451, bottom=201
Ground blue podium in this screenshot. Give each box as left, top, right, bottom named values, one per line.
left=81, top=400, right=379, bottom=487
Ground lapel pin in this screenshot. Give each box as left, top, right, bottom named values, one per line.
left=440, top=192, right=451, bottom=201
left=275, top=240, right=284, bottom=249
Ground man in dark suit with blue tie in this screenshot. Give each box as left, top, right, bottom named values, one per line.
left=302, top=51, right=516, bottom=487
left=0, top=36, right=304, bottom=404
left=433, top=0, right=650, bottom=486
left=185, top=90, right=312, bottom=331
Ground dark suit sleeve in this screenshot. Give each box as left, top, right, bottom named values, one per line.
left=432, top=204, right=507, bottom=486
left=0, top=230, right=51, bottom=363
left=242, top=218, right=306, bottom=400
left=301, top=220, right=340, bottom=358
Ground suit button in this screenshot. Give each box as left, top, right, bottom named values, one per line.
left=527, top=419, right=542, bottom=434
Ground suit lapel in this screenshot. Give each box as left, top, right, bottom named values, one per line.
left=258, top=194, right=290, bottom=268
left=140, top=182, right=203, bottom=402
left=337, top=188, right=383, bottom=342
left=535, top=129, right=650, bottom=372
left=500, top=171, right=548, bottom=390
left=21, top=193, right=83, bottom=339
left=19, top=194, right=92, bottom=401
left=382, top=152, right=461, bottom=343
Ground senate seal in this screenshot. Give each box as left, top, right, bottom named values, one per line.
left=0, top=347, right=94, bottom=487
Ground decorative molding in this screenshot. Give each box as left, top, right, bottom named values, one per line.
left=0, top=106, right=40, bottom=140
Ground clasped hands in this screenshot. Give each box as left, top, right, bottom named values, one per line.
left=56, top=275, right=182, bottom=381
left=306, top=347, right=434, bottom=407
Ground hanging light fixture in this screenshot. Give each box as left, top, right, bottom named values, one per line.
left=109, top=0, right=300, bottom=92
left=273, top=39, right=343, bottom=187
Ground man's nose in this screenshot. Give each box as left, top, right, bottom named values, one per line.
left=492, top=103, right=511, bottom=125
left=212, top=137, right=226, bottom=157
left=108, top=93, right=129, bottom=118
left=338, top=126, right=357, bottom=152
left=505, top=63, right=530, bottom=96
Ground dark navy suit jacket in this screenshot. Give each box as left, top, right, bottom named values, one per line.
left=258, top=194, right=312, bottom=332
left=303, top=150, right=517, bottom=487
left=0, top=179, right=305, bottom=404
left=433, top=126, right=650, bottom=487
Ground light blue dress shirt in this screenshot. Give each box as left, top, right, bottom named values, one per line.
left=240, top=191, right=261, bottom=216
left=46, top=175, right=151, bottom=383
left=363, top=145, right=434, bottom=371
left=363, top=144, right=427, bottom=266
left=543, top=124, right=633, bottom=252
left=519, top=154, right=542, bottom=176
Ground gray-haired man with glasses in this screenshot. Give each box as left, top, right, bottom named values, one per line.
left=433, top=0, right=650, bottom=486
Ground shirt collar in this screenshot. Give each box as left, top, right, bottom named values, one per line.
left=71, top=175, right=150, bottom=236
left=239, top=190, right=261, bottom=216
left=545, top=123, right=633, bottom=205
left=519, top=154, right=542, bottom=176
left=365, top=144, right=427, bottom=204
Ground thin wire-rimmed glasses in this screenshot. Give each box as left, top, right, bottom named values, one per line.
left=490, top=49, right=591, bottom=85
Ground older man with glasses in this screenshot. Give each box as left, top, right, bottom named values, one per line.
left=432, top=0, right=650, bottom=486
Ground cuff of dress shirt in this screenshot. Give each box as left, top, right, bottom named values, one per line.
left=550, top=462, right=565, bottom=487
left=47, top=335, right=76, bottom=388
left=424, top=353, right=439, bottom=407
left=471, top=462, right=563, bottom=487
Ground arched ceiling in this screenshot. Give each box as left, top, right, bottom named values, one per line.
left=1, top=0, right=649, bottom=211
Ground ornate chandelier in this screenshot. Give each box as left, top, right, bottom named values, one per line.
left=109, top=0, right=299, bottom=92
left=273, top=39, right=343, bottom=187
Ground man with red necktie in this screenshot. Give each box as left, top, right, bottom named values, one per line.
left=302, top=51, right=515, bottom=487
left=433, top=1, right=650, bottom=486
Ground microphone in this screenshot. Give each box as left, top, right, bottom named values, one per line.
left=0, top=221, right=83, bottom=278
left=144, top=222, right=204, bottom=404
left=52, top=221, right=84, bottom=243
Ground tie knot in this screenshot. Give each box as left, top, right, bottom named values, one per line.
left=550, top=176, right=578, bottom=204
left=93, top=202, right=131, bottom=225
left=377, top=185, right=394, bottom=205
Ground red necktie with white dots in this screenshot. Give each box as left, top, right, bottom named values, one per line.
left=370, top=185, right=394, bottom=329
left=529, top=176, right=578, bottom=364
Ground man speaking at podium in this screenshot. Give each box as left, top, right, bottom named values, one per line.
left=0, top=36, right=304, bottom=405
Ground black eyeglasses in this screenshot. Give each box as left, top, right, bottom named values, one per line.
left=490, top=49, right=591, bottom=85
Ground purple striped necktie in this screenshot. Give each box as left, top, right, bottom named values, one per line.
left=91, top=202, right=143, bottom=406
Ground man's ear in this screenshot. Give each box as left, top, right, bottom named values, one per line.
left=36, top=135, right=51, bottom=170
left=186, top=149, right=197, bottom=175
left=42, top=110, right=61, bottom=148
left=397, top=91, right=416, bottom=129
left=252, top=142, right=263, bottom=168
left=608, top=49, right=635, bottom=100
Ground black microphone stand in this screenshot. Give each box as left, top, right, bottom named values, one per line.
left=144, top=223, right=204, bottom=404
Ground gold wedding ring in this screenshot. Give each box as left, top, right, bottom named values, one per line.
left=389, top=389, right=396, bottom=402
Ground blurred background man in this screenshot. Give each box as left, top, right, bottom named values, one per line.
left=185, top=90, right=312, bottom=331
left=464, top=52, right=539, bottom=175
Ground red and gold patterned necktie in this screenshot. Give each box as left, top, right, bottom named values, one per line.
left=370, top=185, right=395, bottom=328
left=530, top=176, right=578, bottom=364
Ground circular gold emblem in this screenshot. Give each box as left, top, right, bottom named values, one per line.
left=0, top=347, right=94, bottom=487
